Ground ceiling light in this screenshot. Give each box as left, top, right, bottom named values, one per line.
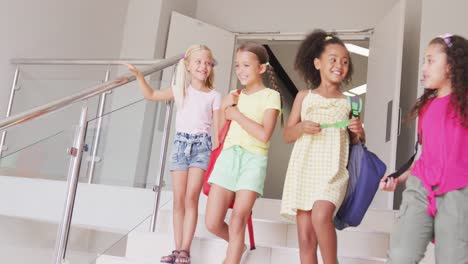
left=345, top=43, right=369, bottom=57
left=349, top=84, right=367, bottom=95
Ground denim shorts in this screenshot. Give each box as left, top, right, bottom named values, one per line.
left=170, top=132, right=212, bottom=171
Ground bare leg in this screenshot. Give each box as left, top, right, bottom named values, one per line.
left=171, top=170, right=189, bottom=250
left=205, top=184, right=235, bottom=241
left=296, top=209, right=319, bottom=264
left=311, top=201, right=337, bottom=264
left=179, top=167, right=205, bottom=253
left=225, top=190, right=257, bottom=264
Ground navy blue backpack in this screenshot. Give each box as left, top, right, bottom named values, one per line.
left=332, top=97, right=387, bottom=230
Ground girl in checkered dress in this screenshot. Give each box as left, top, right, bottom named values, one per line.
left=280, top=30, right=365, bottom=264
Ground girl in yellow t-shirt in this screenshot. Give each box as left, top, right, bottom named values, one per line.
left=205, top=42, right=282, bottom=264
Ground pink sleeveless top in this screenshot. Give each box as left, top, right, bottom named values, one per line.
left=411, top=94, right=468, bottom=216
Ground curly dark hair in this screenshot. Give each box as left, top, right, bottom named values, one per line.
left=237, top=41, right=284, bottom=126
left=410, top=34, right=468, bottom=128
left=294, top=29, right=354, bottom=88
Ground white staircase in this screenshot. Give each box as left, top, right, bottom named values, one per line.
left=0, top=175, right=435, bottom=263
left=94, top=195, right=436, bottom=264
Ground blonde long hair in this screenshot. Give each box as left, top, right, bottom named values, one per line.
left=172, top=44, right=216, bottom=108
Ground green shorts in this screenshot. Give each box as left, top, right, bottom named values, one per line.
left=208, top=145, right=267, bottom=196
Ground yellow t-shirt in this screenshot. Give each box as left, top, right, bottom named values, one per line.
left=224, top=88, right=281, bottom=156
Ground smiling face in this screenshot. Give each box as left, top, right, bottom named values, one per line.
left=314, top=43, right=350, bottom=85
left=421, top=44, right=451, bottom=90
left=235, top=50, right=266, bottom=86
left=185, top=49, right=214, bottom=83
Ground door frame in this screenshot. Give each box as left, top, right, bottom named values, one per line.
left=231, top=30, right=373, bottom=90
left=235, top=30, right=373, bottom=41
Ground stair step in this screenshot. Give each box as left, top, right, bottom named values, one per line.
left=0, top=246, right=100, bottom=264
left=136, top=208, right=390, bottom=259
left=96, top=193, right=436, bottom=263
left=251, top=198, right=397, bottom=232
left=98, top=234, right=387, bottom=264
left=125, top=231, right=389, bottom=261
left=97, top=255, right=151, bottom=264
left=98, top=256, right=387, bottom=264
left=159, top=194, right=398, bottom=233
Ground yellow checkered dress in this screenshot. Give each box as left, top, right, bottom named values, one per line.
left=281, top=92, right=350, bottom=221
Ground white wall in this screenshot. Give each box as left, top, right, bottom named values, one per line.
left=418, top=0, right=468, bottom=95
left=96, top=0, right=165, bottom=187
left=394, top=0, right=422, bottom=208
left=196, top=0, right=398, bottom=33
left=0, top=0, right=129, bottom=117
left=0, top=0, right=130, bottom=179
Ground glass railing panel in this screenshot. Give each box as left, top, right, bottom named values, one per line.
left=2, top=64, right=105, bottom=159
left=0, top=125, right=77, bottom=264
left=144, top=74, right=177, bottom=192
left=1, top=64, right=168, bottom=171
left=66, top=77, right=174, bottom=263
left=11, top=64, right=108, bottom=113
left=80, top=76, right=172, bottom=188
left=3, top=102, right=87, bottom=151
left=0, top=120, right=76, bottom=181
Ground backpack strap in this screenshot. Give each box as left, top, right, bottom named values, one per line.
left=348, top=96, right=362, bottom=117
left=320, top=96, right=362, bottom=128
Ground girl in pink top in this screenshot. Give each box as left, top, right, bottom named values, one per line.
left=126, top=45, right=221, bottom=264
left=380, top=34, right=468, bottom=263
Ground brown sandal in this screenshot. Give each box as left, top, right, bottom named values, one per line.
left=160, top=250, right=179, bottom=264
left=174, top=250, right=191, bottom=264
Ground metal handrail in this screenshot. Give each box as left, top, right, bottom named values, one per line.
left=54, top=106, right=88, bottom=264
left=0, top=67, right=19, bottom=155
left=87, top=66, right=111, bottom=184
left=10, top=59, right=167, bottom=65
left=0, top=54, right=182, bottom=132
left=2, top=55, right=181, bottom=264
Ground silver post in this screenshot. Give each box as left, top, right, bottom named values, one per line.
left=150, top=101, right=174, bottom=232
left=53, top=106, right=88, bottom=264
left=87, top=66, right=111, bottom=184
left=0, top=67, right=20, bottom=158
